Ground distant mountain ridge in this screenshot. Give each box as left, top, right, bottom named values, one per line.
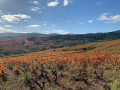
left=0, top=30, right=120, bottom=40
left=0, top=30, right=120, bottom=57
left=0, top=33, right=60, bottom=40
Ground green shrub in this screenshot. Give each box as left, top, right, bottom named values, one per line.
left=19, top=72, right=31, bottom=82
left=111, top=80, right=120, bottom=90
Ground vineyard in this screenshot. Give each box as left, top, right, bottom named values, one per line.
left=0, top=39, right=120, bottom=90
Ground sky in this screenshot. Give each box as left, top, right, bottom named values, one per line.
left=0, top=0, right=120, bottom=34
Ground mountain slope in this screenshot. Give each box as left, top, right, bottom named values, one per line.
left=1, top=39, right=120, bottom=89
left=0, top=30, right=120, bottom=56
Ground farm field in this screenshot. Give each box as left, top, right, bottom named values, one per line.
left=1, top=39, right=120, bottom=90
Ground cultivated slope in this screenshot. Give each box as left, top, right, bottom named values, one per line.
left=0, top=39, right=120, bottom=89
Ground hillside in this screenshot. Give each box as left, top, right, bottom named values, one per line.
left=1, top=30, right=120, bottom=57
left=1, top=30, right=120, bottom=41
left=1, top=39, right=120, bottom=89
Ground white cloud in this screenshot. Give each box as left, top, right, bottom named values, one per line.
left=88, top=20, right=93, bottom=23
left=4, top=25, right=12, bottom=27
left=31, top=7, right=40, bottom=11
left=0, top=26, right=28, bottom=33
left=31, top=1, right=39, bottom=4
left=98, top=13, right=109, bottom=21
left=0, top=26, right=16, bottom=33
left=53, top=30, right=69, bottom=34
left=1, top=14, right=30, bottom=23
left=27, top=24, right=40, bottom=27
left=98, top=13, right=120, bottom=23
left=64, top=0, right=69, bottom=6
left=63, top=0, right=72, bottom=6
left=0, top=20, right=2, bottom=22
left=48, top=0, right=59, bottom=7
